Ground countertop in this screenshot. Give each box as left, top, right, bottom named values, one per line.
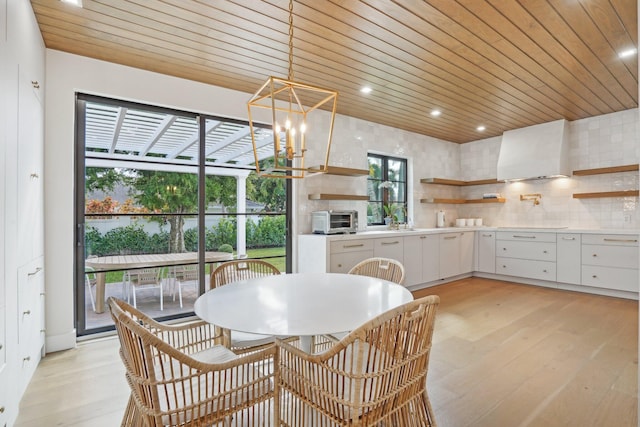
left=300, top=226, right=640, bottom=240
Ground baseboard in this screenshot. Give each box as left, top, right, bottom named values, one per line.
left=45, top=328, right=77, bottom=353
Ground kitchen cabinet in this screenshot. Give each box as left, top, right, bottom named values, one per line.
left=404, top=234, right=439, bottom=286
left=495, top=231, right=557, bottom=281
left=328, top=239, right=374, bottom=274
left=557, top=234, right=581, bottom=284
left=373, top=236, right=403, bottom=263
left=439, top=231, right=474, bottom=279
left=581, top=234, right=638, bottom=292
left=476, top=231, right=496, bottom=273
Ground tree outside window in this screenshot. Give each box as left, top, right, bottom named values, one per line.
left=367, top=154, right=407, bottom=225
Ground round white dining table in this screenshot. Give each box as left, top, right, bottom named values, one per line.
left=194, top=272, right=413, bottom=352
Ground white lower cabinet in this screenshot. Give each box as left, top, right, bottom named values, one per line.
left=328, top=239, right=374, bottom=274
left=581, top=234, right=638, bottom=292
left=404, top=234, right=439, bottom=286
left=476, top=231, right=496, bottom=273
left=17, top=258, right=45, bottom=397
left=557, top=234, right=581, bottom=285
left=373, top=236, right=403, bottom=263
left=459, top=231, right=474, bottom=274
left=495, top=231, right=557, bottom=281
left=439, top=233, right=460, bottom=278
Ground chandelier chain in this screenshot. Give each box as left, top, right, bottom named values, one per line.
left=288, top=0, right=294, bottom=81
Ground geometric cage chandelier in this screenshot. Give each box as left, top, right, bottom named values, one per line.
left=247, top=0, right=338, bottom=178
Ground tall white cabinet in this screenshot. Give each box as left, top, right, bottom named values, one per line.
left=1, top=0, right=46, bottom=425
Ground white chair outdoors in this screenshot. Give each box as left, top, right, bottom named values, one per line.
left=85, top=266, right=97, bottom=312
left=123, top=267, right=163, bottom=311
left=170, top=264, right=198, bottom=308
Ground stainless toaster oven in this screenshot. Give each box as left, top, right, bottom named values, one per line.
left=312, top=210, right=358, bottom=234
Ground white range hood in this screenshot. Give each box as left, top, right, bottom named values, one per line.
left=496, top=119, right=570, bottom=181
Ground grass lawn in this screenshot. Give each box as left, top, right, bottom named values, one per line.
left=102, top=246, right=286, bottom=283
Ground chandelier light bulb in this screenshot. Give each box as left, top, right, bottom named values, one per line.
left=300, top=122, right=307, bottom=133
left=285, top=118, right=291, bottom=129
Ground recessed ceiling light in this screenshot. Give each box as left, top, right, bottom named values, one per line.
left=430, top=110, right=441, bottom=117
left=476, top=125, right=486, bottom=132
left=60, top=0, right=82, bottom=6
left=618, top=48, right=637, bottom=58
left=360, top=86, right=372, bottom=94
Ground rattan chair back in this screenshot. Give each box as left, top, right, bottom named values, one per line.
left=348, top=257, right=406, bottom=285
left=210, top=259, right=280, bottom=289
left=276, top=295, right=439, bottom=426
left=108, top=297, right=276, bottom=427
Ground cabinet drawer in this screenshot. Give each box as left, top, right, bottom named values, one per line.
left=496, top=257, right=556, bottom=281
left=330, top=239, right=374, bottom=254
left=497, top=241, right=556, bottom=262
left=330, top=250, right=374, bottom=274
left=581, top=265, right=638, bottom=292
left=373, top=237, right=403, bottom=261
left=496, top=231, right=556, bottom=242
left=581, top=245, right=638, bottom=269
left=581, top=234, right=639, bottom=247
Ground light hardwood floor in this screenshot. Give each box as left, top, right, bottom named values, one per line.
left=15, top=277, right=638, bottom=426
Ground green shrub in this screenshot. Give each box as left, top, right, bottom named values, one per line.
left=218, top=243, right=233, bottom=253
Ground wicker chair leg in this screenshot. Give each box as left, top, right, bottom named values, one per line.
left=121, top=393, right=144, bottom=427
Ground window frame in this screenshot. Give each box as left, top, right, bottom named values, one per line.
left=367, top=153, right=408, bottom=226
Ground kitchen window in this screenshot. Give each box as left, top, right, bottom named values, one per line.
left=367, top=154, right=407, bottom=226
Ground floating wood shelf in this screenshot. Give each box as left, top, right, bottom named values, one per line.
left=420, top=178, right=501, bottom=186
left=572, top=164, right=638, bottom=176
left=308, top=193, right=369, bottom=201
left=307, top=165, right=369, bottom=176
left=420, top=197, right=505, bottom=204
left=573, top=190, right=639, bottom=199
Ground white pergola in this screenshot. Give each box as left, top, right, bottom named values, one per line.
left=84, top=100, right=276, bottom=256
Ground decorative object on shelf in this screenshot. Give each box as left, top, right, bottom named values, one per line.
left=520, top=193, right=542, bottom=205
left=436, top=210, right=446, bottom=228
left=247, top=0, right=338, bottom=179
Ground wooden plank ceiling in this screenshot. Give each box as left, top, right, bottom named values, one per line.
left=31, top=0, right=638, bottom=143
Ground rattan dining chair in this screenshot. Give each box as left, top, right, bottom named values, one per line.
left=108, top=297, right=277, bottom=427
left=348, top=257, right=406, bottom=285
left=210, top=259, right=287, bottom=354
left=316, top=257, right=407, bottom=351
left=276, top=295, right=439, bottom=427
left=123, top=267, right=163, bottom=310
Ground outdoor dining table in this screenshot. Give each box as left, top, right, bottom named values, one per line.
left=194, top=272, right=414, bottom=353
left=86, top=251, right=233, bottom=313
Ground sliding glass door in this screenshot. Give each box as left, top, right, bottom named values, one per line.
left=75, top=94, right=289, bottom=335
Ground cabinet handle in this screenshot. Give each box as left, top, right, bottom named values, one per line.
left=0, top=405, right=4, bottom=413
left=31, top=80, right=39, bottom=88
left=592, top=254, right=597, bottom=257
left=502, top=247, right=507, bottom=251
left=420, top=236, right=426, bottom=239
left=343, top=244, right=364, bottom=248
left=482, top=234, right=492, bottom=237
left=381, top=241, right=400, bottom=245
left=444, top=236, right=457, bottom=240
left=543, top=269, right=548, bottom=273
left=0, top=343, right=3, bottom=350
left=337, top=263, right=342, bottom=267
left=23, top=356, right=31, bottom=362
left=592, top=275, right=597, bottom=278
left=28, top=267, right=43, bottom=276
left=502, top=265, right=506, bottom=268
left=513, top=235, right=535, bottom=239
left=603, top=238, right=638, bottom=243
left=23, top=310, right=31, bottom=315
left=30, top=172, right=39, bottom=179
left=543, top=250, right=548, bottom=254
left=562, top=237, right=576, bottom=240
